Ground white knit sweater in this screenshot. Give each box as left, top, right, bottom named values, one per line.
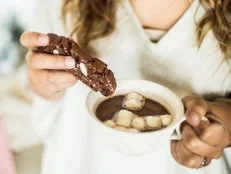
left=32, top=0, right=231, bottom=174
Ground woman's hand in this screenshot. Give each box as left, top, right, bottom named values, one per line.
left=20, top=32, right=77, bottom=100
left=171, top=96, right=231, bottom=169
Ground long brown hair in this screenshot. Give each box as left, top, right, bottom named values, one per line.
left=62, top=0, right=231, bottom=58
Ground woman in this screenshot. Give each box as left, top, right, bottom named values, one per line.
left=20, top=0, right=231, bottom=173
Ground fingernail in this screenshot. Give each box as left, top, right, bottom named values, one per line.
left=38, top=34, right=49, bottom=45
left=65, top=57, right=75, bottom=69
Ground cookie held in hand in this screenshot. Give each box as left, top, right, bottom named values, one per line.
left=33, top=33, right=117, bottom=96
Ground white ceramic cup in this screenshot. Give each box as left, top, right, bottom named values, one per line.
left=86, top=79, right=185, bottom=155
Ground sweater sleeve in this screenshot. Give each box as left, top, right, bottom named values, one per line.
left=28, top=0, right=66, bottom=145
left=31, top=94, right=63, bottom=144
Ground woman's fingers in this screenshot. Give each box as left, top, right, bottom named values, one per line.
left=177, top=141, right=205, bottom=168
left=20, top=32, right=49, bottom=48
left=28, top=70, right=78, bottom=100
left=26, top=51, right=75, bottom=70
left=29, top=69, right=77, bottom=85
left=182, top=124, right=222, bottom=158
left=200, top=123, right=230, bottom=153
left=170, top=141, right=211, bottom=168
left=20, top=32, right=79, bottom=100
left=172, top=96, right=231, bottom=169
left=171, top=123, right=225, bottom=169
left=183, top=96, right=230, bottom=149
left=170, top=140, right=178, bottom=160
left=182, top=96, right=208, bottom=127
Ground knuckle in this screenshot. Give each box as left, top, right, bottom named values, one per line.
left=193, top=99, right=207, bottom=109
left=186, top=137, right=199, bottom=150
left=183, top=157, right=198, bottom=168
left=190, top=103, right=205, bottom=114
left=191, top=103, right=202, bottom=110
left=182, top=96, right=203, bottom=110
left=183, top=96, right=207, bottom=110
left=201, top=129, right=212, bottom=139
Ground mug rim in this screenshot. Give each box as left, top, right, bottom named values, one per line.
left=86, top=79, right=185, bottom=136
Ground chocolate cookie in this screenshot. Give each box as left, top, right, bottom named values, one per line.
left=33, top=33, right=117, bottom=96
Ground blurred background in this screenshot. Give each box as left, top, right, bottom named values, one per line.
left=0, top=0, right=43, bottom=173
left=1, top=0, right=231, bottom=174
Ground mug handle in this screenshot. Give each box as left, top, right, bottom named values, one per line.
left=169, top=116, right=186, bottom=140
left=169, top=114, right=220, bottom=140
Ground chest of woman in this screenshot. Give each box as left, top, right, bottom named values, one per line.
left=92, top=0, right=231, bottom=98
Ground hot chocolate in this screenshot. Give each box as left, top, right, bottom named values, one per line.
left=96, top=92, right=173, bottom=133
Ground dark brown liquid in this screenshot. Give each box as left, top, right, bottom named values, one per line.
left=96, top=95, right=169, bottom=122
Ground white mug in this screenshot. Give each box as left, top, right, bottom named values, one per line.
left=86, top=79, right=185, bottom=155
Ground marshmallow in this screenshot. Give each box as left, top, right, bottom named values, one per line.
left=145, top=116, right=162, bottom=129
left=125, top=92, right=144, bottom=100
left=132, top=117, right=145, bottom=130
left=160, top=114, right=173, bottom=127
left=80, top=63, right=88, bottom=76
left=104, top=120, right=116, bottom=128
left=113, top=110, right=134, bottom=127
left=128, top=128, right=140, bottom=133
left=53, top=49, right=59, bottom=54
left=114, top=126, right=128, bottom=132
left=122, top=92, right=145, bottom=111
